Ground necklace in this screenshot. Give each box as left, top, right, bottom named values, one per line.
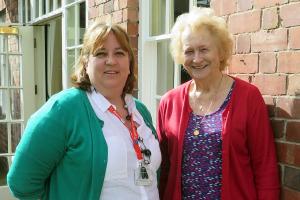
left=193, top=74, right=224, bottom=136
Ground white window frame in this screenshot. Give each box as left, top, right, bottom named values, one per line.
left=139, top=0, right=197, bottom=124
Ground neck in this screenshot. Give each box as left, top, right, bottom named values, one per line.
left=192, top=72, right=224, bottom=94
left=94, top=86, right=125, bottom=108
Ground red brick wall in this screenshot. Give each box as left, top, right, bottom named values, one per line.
left=211, top=0, right=300, bottom=199
left=88, top=0, right=139, bottom=93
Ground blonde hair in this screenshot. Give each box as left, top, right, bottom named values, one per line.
left=71, top=21, right=136, bottom=94
left=170, top=7, right=233, bottom=70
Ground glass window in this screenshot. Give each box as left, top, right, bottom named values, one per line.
left=79, top=2, right=86, bottom=44
left=10, top=89, right=23, bottom=120
left=67, top=49, right=75, bottom=85
left=0, top=55, right=8, bottom=86
left=9, top=55, right=21, bottom=87
left=0, top=156, right=9, bottom=186
left=66, top=5, right=75, bottom=47
left=156, top=40, right=174, bottom=96
left=150, top=0, right=167, bottom=36
left=11, top=123, right=22, bottom=152
left=0, top=89, right=8, bottom=120
left=197, top=0, right=210, bottom=7
left=0, top=123, right=8, bottom=153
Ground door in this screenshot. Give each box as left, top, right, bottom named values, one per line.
left=0, top=26, right=34, bottom=200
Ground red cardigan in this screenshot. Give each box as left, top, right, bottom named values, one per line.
left=157, top=77, right=280, bottom=200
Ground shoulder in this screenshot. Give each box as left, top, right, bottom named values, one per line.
left=134, top=98, right=151, bottom=117
left=32, top=88, right=87, bottom=119
left=232, top=77, right=262, bottom=97
left=231, top=77, right=265, bottom=108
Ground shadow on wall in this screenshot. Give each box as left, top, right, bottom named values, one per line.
left=3, top=0, right=18, bottom=23
left=266, top=99, right=300, bottom=199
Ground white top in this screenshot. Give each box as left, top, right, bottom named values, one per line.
left=87, top=89, right=161, bottom=200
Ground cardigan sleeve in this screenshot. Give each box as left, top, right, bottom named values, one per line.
left=7, top=100, right=67, bottom=199
left=246, top=87, right=280, bottom=200
left=156, top=99, right=170, bottom=199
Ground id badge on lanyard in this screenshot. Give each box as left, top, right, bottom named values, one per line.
left=108, top=105, right=153, bottom=186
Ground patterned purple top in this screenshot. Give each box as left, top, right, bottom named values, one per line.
left=181, top=83, right=234, bottom=200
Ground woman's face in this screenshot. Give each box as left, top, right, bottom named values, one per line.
left=86, top=32, right=130, bottom=93
left=182, top=27, right=222, bottom=80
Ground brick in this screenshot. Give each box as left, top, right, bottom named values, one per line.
left=262, top=7, right=279, bottom=30
left=287, top=75, right=300, bottom=95
left=254, top=0, right=288, bottom=8
left=251, top=29, right=287, bottom=52
left=112, top=10, right=123, bottom=24
left=120, top=0, right=138, bottom=9
left=113, top=0, right=119, bottom=10
left=289, top=27, right=300, bottom=50
left=127, top=22, right=138, bottom=36
left=104, top=0, right=113, bottom=14
left=282, top=187, right=300, bottom=200
left=259, top=52, right=277, bottom=73
left=98, top=4, right=104, bottom=16
left=278, top=51, right=300, bottom=73
left=228, top=10, right=261, bottom=34
left=237, top=0, right=253, bottom=12
left=210, top=0, right=236, bottom=16
left=88, top=6, right=99, bottom=19
left=271, top=119, right=284, bottom=138
left=229, top=54, right=258, bottom=73
left=236, top=34, right=251, bottom=54
left=88, top=0, right=95, bottom=7
left=286, top=121, right=300, bottom=143
left=123, top=8, right=138, bottom=22
left=95, top=14, right=112, bottom=24
left=276, top=142, right=300, bottom=167
left=276, top=97, right=300, bottom=119
left=235, top=74, right=252, bottom=83
left=263, top=95, right=275, bottom=117
left=280, top=3, right=300, bottom=27
left=253, top=74, right=286, bottom=95
left=232, top=35, right=236, bottom=55
left=284, top=166, right=300, bottom=191
left=129, top=36, right=138, bottom=50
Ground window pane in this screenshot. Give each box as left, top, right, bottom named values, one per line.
left=197, top=0, right=210, bottom=7
left=0, top=35, right=7, bottom=53
left=150, top=0, right=166, bottom=36
left=11, top=123, right=22, bottom=152
left=10, top=89, right=23, bottom=120
left=0, top=55, right=9, bottom=86
left=0, top=89, right=8, bottom=120
left=0, top=123, right=8, bottom=153
left=9, top=55, right=21, bottom=87
left=66, top=0, right=76, bottom=4
left=156, top=40, right=174, bottom=96
left=66, top=5, right=75, bottom=47
left=58, top=0, right=62, bottom=7
left=174, top=0, right=189, bottom=21
left=0, top=156, right=9, bottom=186
left=79, top=2, right=86, bottom=44
left=27, top=0, right=31, bottom=22
left=8, top=35, right=19, bottom=53
left=67, top=49, right=75, bottom=83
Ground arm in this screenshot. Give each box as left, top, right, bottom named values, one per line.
left=7, top=101, right=67, bottom=199
left=246, top=88, right=280, bottom=200
left=156, top=101, right=170, bottom=199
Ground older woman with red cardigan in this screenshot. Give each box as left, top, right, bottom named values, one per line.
left=157, top=7, right=280, bottom=200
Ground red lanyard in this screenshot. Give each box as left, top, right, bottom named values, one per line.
left=108, top=106, right=143, bottom=160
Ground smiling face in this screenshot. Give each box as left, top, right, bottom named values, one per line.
left=86, top=31, right=130, bottom=94
left=182, top=27, right=222, bottom=81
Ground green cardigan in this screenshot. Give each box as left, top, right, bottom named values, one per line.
left=7, top=88, right=157, bottom=200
